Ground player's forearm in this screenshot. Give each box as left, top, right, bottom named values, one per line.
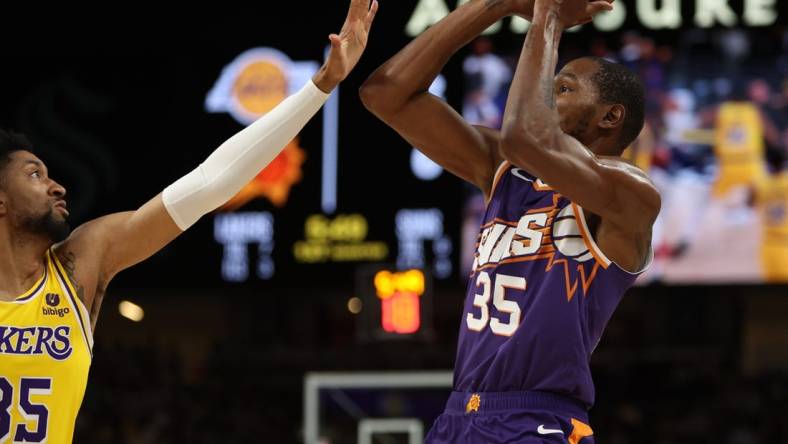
left=162, top=81, right=329, bottom=230
left=360, top=0, right=511, bottom=115
left=500, top=5, right=564, bottom=160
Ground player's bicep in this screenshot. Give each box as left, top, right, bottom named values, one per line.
left=384, top=93, right=503, bottom=195
left=102, top=194, right=182, bottom=278
left=70, top=195, right=182, bottom=283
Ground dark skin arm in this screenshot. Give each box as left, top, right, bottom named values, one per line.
left=360, top=0, right=610, bottom=200
left=360, top=0, right=518, bottom=200
left=499, top=0, right=660, bottom=271
left=53, top=195, right=181, bottom=328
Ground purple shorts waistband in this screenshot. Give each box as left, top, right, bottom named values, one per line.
left=445, top=390, right=589, bottom=420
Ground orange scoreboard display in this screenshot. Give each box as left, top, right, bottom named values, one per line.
left=357, top=266, right=434, bottom=341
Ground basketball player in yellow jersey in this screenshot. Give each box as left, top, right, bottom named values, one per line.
left=0, top=1, right=377, bottom=441
left=713, top=101, right=768, bottom=197
left=758, top=170, right=788, bottom=282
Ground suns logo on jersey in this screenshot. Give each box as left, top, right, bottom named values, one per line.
left=473, top=212, right=552, bottom=270
left=472, top=191, right=606, bottom=302
left=472, top=203, right=595, bottom=270
left=466, top=393, right=481, bottom=413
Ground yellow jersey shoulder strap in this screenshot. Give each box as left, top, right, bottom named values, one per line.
left=46, top=248, right=94, bottom=354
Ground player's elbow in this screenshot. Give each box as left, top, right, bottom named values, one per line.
left=501, top=116, right=562, bottom=162
left=359, top=70, right=402, bottom=118
left=500, top=128, right=525, bottom=157
left=500, top=125, right=542, bottom=165
left=358, top=79, right=383, bottom=113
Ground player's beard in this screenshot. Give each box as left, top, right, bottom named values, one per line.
left=567, top=111, right=593, bottom=142
left=23, top=208, right=70, bottom=243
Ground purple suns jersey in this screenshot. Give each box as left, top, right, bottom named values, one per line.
left=454, top=161, right=647, bottom=408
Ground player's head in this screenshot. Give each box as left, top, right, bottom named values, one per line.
left=554, top=57, right=645, bottom=156
left=0, top=129, right=69, bottom=243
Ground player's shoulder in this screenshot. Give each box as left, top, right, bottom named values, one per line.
left=598, top=156, right=661, bottom=221
left=58, top=212, right=136, bottom=250
left=599, top=156, right=658, bottom=191
left=52, top=219, right=98, bottom=264
left=51, top=214, right=131, bottom=285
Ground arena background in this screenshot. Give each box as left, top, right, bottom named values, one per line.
left=0, top=1, right=786, bottom=442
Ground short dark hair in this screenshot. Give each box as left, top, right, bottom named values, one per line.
left=0, top=129, right=34, bottom=185
left=587, top=57, right=645, bottom=153
left=0, top=128, right=33, bottom=169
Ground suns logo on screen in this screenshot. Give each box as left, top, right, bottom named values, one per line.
left=220, top=141, right=306, bottom=210
left=206, top=48, right=319, bottom=209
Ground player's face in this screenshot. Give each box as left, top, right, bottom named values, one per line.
left=554, top=58, right=605, bottom=149
left=0, top=151, right=70, bottom=242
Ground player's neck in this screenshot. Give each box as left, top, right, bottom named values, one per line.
left=586, top=137, right=619, bottom=158
left=0, top=225, right=49, bottom=302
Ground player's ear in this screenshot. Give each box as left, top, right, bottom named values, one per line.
left=598, top=104, right=625, bottom=130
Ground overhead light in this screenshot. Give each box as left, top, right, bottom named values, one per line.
left=119, top=300, right=144, bottom=322
left=347, top=297, right=363, bottom=315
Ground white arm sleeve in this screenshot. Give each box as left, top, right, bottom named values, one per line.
left=162, top=80, right=330, bottom=230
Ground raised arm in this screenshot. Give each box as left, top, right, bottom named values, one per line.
left=499, top=0, right=659, bottom=236
left=360, top=0, right=529, bottom=198
left=54, top=0, right=378, bottom=327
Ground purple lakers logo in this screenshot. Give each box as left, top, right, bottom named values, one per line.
left=0, top=325, right=73, bottom=360
left=45, top=293, right=60, bottom=307
left=466, top=393, right=481, bottom=414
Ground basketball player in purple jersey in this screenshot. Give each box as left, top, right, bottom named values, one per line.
left=361, top=0, right=660, bottom=442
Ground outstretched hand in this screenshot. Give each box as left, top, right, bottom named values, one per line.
left=313, top=0, right=378, bottom=93
left=512, top=0, right=613, bottom=27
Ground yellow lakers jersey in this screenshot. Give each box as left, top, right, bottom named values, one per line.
left=622, top=123, right=654, bottom=173
left=0, top=248, right=92, bottom=444
left=759, top=172, right=788, bottom=282
left=713, top=102, right=767, bottom=196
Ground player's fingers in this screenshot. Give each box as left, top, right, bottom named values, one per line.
left=365, top=0, right=379, bottom=30
left=587, top=1, right=614, bottom=15
left=348, top=0, right=368, bottom=19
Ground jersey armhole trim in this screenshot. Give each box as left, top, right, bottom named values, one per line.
left=48, top=249, right=94, bottom=355
left=571, top=204, right=654, bottom=275
left=484, top=161, right=511, bottom=206
left=11, top=267, right=48, bottom=304
left=571, top=203, right=611, bottom=269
